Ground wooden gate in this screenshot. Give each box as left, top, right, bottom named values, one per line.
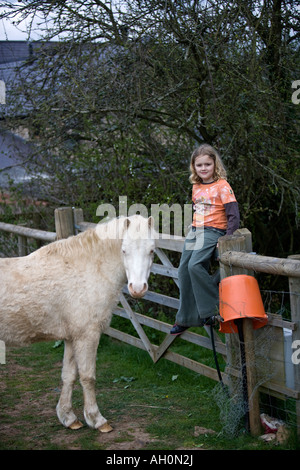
left=70, top=207, right=227, bottom=383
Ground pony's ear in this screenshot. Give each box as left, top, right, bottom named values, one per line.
left=124, top=217, right=131, bottom=230
left=148, top=216, right=154, bottom=229
left=119, top=217, right=131, bottom=238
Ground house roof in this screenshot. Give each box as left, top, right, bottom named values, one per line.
left=0, top=41, right=33, bottom=64
left=0, top=41, right=55, bottom=194
left=0, top=40, right=61, bottom=118
left=0, top=40, right=59, bottom=65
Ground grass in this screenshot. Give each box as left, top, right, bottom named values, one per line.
left=0, top=333, right=299, bottom=450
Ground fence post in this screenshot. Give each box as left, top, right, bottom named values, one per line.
left=54, top=207, right=75, bottom=240
left=73, top=208, right=84, bottom=234
left=18, top=235, right=28, bottom=256
left=17, top=222, right=28, bottom=256
left=288, top=254, right=300, bottom=436
left=218, top=229, right=261, bottom=436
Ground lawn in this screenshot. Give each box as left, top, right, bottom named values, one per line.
left=0, top=334, right=298, bottom=451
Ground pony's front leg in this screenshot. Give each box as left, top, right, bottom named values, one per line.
left=56, top=340, right=83, bottom=430
left=74, top=334, right=113, bottom=433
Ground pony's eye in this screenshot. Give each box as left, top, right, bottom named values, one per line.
left=122, top=249, right=126, bottom=254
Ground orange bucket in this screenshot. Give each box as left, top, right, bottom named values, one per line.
left=219, top=275, right=268, bottom=334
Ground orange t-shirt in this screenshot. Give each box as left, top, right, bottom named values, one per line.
left=192, top=179, right=237, bottom=230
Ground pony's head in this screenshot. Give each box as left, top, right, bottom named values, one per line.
left=121, top=215, right=156, bottom=298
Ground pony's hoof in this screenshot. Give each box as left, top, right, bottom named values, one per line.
left=98, top=422, right=113, bottom=433
left=69, top=419, right=84, bottom=430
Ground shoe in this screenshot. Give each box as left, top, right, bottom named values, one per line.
left=170, top=324, right=188, bottom=335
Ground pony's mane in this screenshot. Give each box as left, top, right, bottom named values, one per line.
left=95, top=216, right=127, bottom=240
left=39, top=229, right=99, bottom=258
left=38, top=216, right=153, bottom=259
left=39, top=217, right=125, bottom=259
left=36, top=215, right=155, bottom=257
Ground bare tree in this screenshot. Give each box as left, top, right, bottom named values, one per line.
left=1, top=0, right=299, bottom=255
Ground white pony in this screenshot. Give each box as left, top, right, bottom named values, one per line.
left=0, top=215, right=156, bottom=432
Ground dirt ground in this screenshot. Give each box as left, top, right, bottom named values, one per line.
left=0, top=351, right=211, bottom=450
left=0, top=389, right=209, bottom=450
left=0, top=360, right=155, bottom=450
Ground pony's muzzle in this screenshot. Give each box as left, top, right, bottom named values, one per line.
left=128, top=282, right=148, bottom=298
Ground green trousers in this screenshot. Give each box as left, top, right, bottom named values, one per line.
left=175, top=227, right=225, bottom=327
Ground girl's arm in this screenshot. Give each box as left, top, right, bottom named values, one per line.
left=224, top=202, right=240, bottom=235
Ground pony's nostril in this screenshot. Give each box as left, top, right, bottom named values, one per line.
left=128, top=283, right=136, bottom=295
left=128, top=282, right=148, bottom=298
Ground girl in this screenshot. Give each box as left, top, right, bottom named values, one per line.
left=170, top=144, right=240, bottom=335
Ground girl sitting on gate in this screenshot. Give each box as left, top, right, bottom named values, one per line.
left=170, top=144, right=240, bottom=335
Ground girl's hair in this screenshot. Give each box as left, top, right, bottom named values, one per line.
left=189, top=144, right=227, bottom=184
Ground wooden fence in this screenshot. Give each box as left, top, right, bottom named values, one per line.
left=1, top=206, right=300, bottom=437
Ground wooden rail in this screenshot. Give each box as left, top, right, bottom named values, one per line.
left=0, top=221, right=56, bottom=256
left=0, top=221, right=56, bottom=242
left=220, top=250, right=300, bottom=278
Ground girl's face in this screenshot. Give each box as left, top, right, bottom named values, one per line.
left=194, top=154, right=215, bottom=183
